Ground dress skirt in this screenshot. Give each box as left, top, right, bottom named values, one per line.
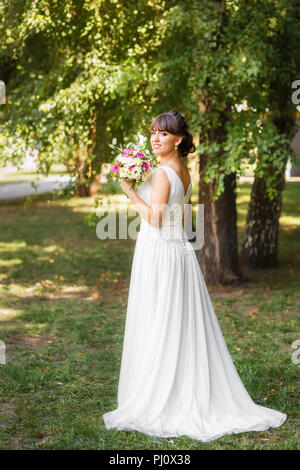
left=102, top=234, right=286, bottom=442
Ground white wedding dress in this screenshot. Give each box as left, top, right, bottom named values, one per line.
left=102, top=165, right=287, bottom=442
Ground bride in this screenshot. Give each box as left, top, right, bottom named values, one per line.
left=102, top=110, right=287, bottom=442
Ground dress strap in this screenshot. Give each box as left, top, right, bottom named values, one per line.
left=156, top=165, right=173, bottom=185
left=158, top=165, right=192, bottom=198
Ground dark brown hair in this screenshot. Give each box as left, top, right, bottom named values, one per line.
left=150, top=110, right=196, bottom=158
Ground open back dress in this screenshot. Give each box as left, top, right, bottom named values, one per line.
left=102, top=164, right=286, bottom=442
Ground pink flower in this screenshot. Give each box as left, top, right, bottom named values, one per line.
left=123, top=149, right=130, bottom=157
left=129, top=149, right=137, bottom=157
left=142, top=162, right=149, bottom=170
left=111, top=165, right=120, bottom=173
left=129, top=164, right=136, bottom=171
left=150, top=162, right=153, bottom=167
left=136, top=152, right=145, bottom=159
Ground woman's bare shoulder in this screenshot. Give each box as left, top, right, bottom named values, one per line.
left=152, top=166, right=170, bottom=183
left=170, top=163, right=191, bottom=186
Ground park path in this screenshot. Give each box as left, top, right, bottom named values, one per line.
left=0, top=175, right=73, bottom=200
left=0, top=174, right=299, bottom=201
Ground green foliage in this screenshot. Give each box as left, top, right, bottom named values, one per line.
left=0, top=0, right=166, bottom=188
left=225, top=113, right=293, bottom=199
left=0, top=0, right=299, bottom=199
left=147, top=0, right=299, bottom=199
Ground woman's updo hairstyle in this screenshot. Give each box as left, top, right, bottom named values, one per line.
left=150, top=110, right=196, bottom=158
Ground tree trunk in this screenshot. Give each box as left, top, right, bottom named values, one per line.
left=196, top=154, right=241, bottom=285
left=74, top=112, right=104, bottom=197
left=76, top=181, right=91, bottom=197
left=74, top=149, right=91, bottom=197
left=240, top=1, right=298, bottom=268
left=240, top=169, right=285, bottom=268
left=193, top=0, right=241, bottom=284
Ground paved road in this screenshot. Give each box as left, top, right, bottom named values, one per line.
left=0, top=175, right=73, bottom=200
left=0, top=174, right=298, bottom=201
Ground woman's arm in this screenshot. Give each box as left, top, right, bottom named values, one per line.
left=120, top=168, right=170, bottom=227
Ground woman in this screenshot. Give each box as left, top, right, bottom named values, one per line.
left=102, top=110, right=286, bottom=441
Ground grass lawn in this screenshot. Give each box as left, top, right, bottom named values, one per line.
left=0, top=182, right=299, bottom=450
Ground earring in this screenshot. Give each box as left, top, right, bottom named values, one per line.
left=175, top=145, right=178, bottom=150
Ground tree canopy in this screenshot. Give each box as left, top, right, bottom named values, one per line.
left=0, top=0, right=299, bottom=198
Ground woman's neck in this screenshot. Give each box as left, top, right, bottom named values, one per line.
left=159, top=152, right=181, bottom=167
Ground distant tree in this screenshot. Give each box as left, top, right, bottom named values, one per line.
left=238, top=0, right=300, bottom=268
left=1, top=0, right=299, bottom=283
left=0, top=0, right=165, bottom=196
left=142, top=0, right=299, bottom=282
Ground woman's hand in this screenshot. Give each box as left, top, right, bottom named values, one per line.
left=120, top=178, right=135, bottom=195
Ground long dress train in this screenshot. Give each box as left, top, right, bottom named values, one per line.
left=102, top=164, right=286, bottom=442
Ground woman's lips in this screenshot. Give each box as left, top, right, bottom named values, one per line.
left=153, top=145, right=161, bottom=148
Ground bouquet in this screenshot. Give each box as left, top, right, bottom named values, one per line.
left=110, top=142, right=155, bottom=190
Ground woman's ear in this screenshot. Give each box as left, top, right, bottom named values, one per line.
left=176, top=136, right=183, bottom=146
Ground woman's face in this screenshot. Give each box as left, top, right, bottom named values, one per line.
left=150, top=128, right=182, bottom=156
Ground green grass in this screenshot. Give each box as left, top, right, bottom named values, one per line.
left=0, top=182, right=299, bottom=450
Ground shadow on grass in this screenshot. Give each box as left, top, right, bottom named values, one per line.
left=0, top=182, right=299, bottom=449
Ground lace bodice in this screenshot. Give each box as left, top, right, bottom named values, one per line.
left=137, top=165, right=192, bottom=241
